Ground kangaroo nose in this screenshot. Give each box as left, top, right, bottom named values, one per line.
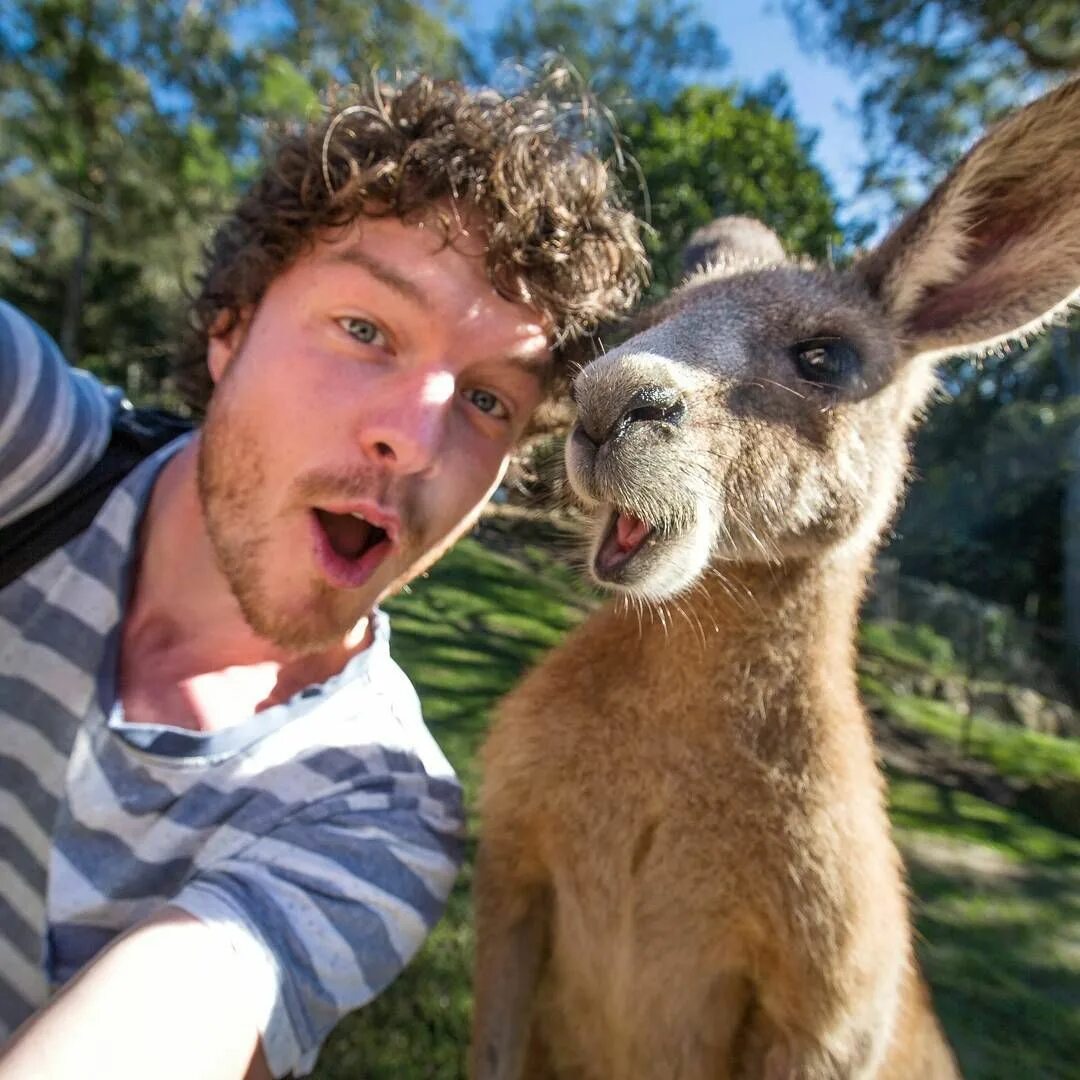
left=576, top=384, right=686, bottom=447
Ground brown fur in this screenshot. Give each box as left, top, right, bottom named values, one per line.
left=472, top=78, right=1080, bottom=1080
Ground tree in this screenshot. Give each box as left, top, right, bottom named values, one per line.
left=783, top=0, right=1078, bottom=203
left=623, top=83, right=843, bottom=294
left=266, top=0, right=466, bottom=89
left=892, top=343, right=1076, bottom=627
left=0, top=0, right=263, bottom=391
left=484, top=0, right=728, bottom=111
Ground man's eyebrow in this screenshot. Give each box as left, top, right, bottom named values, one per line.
left=502, top=350, right=557, bottom=395
left=327, top=245, right=426, bottom=306
left=506, top=351, right=553, bottom=377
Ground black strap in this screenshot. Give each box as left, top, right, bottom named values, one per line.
left=0, top=405, right=194, bottom=591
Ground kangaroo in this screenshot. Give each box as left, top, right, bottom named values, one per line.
left=471, top=78, right=1080, bottom=1080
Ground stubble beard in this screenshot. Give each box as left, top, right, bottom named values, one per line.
left=197, top=393, right=362, bottom=655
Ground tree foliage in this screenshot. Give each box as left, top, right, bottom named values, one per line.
left=784, top=0, right=1079, bottom=202
left=624, top=83, right=843, bottom=293
left=265, top=0, right=465, bottom=89
left=1, top=0, right=264, bottom=395
left=893, top=340, right=1078, bottom=630
left=484, top=0, right=728, bottom=110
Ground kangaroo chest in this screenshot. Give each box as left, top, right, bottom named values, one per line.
left=532, top=711, right=799, bottom=955
left=524, top=718, right=792, bottom=1079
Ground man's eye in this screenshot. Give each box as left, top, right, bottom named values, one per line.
left=339, top=317, right=386, bottom=346
left=465, top=387, right=509, bottom=419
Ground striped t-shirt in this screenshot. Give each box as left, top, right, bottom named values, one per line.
left=0, top=301, right=465, bottom=1076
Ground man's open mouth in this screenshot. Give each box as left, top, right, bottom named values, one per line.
left=594, top=508, right=654, bottom=579
left=310, top=507, right=395, bottom=589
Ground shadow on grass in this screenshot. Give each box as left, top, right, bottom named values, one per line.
left=891, top=775, right=1080, bottom=1079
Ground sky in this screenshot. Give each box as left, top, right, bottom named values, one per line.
left=712, top=4, right=867, bottom=204
left=462, top=1, right=869, bottom=207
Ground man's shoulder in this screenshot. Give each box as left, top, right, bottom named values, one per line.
left=0, top=301, right=116, bottom=532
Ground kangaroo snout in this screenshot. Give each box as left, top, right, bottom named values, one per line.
left=565, top=355, right=718, bottom=602
left=574, top=382, right=686, bottom=448
left=573, top=350, right=697, bottom=440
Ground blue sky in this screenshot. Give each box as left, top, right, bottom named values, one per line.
left=461, top=1, right=868, bottom=206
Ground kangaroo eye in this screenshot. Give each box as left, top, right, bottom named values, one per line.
left=791, top=337, right=862, bottom=388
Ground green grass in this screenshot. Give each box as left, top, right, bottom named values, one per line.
left=311, top=539, right=1080, bottom=1079
left=859, top=619, right=960, bottom=674
left=890, top=777, right=1080, bottom=1079
left=862, top=672, right=1080, bottom=784
left=889, top=775, right=1080, bottom=868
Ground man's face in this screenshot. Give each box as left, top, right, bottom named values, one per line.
left=198, top=211, right=552, bottom=653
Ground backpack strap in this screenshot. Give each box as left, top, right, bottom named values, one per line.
left=0, top=405, right=194, bottom=591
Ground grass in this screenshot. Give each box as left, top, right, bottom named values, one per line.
left=869, top=674, right=1080, bottom=784
left=890, top=777, right=1080, bottom=1079
left=859, top=620, right=961, bottom=674
left=859, top=620, right=1080, bottom=786
left=311, top=538, right=1079, bottom=1079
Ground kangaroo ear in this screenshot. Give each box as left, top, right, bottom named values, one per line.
left=680, top=216, right=787, bottom=279
left=859, top=77, right=1080, bottom=359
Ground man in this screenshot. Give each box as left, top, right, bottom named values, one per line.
left=0, top=74, right=646, bottom=1079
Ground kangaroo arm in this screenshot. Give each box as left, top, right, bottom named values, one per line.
left=732, top=845, right=916, bottom=1079
left=732, top=933, right=912, bottom=1080
left=470, top=846, right=549, bottom=1080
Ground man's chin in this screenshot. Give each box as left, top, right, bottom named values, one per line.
left=235, top=583, right=373, bottom=656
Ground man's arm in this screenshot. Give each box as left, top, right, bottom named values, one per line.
left=0, top=300, right=114, bottom=529
left=0, top=909, right=271, bottom=1080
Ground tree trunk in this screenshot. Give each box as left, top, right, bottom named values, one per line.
left=1052, top=321, right=1080, bottom=700
left=60, top=207, right=94, bottom=363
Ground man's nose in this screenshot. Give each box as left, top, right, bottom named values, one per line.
left=357, top=369, right=455, bottom=477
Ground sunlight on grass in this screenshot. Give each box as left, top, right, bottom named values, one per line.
left=861, top=673, right=1080, bottom=784
left=859, top=620, right=959, bottom=673
left=894, top=784, right=1080, bottom=1079
left=889, top=775, right=1080, bottom=865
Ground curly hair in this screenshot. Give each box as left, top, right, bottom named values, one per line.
left=176, top=71, right=648, bottom=413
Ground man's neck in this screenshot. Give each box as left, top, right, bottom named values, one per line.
left=118, top=435, right=370, bottom=732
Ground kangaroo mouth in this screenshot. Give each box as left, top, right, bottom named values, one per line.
left=594, top=508, right=655, bottom=580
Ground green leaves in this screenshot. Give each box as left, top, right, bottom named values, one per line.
left=783, top=0, right=1078, bottom=197
left=258, top=55, right=319, bottom=120
left=484, top=0, right=728, bottom=109
left=623, top=83, right=843, bottom=292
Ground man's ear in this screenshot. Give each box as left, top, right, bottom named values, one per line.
left=206, top=309, right=251, bottom=384
left=858, top=77, right=1080, bottom=359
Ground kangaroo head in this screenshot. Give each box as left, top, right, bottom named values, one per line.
left=567, top=78, right=1080, bottom=602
